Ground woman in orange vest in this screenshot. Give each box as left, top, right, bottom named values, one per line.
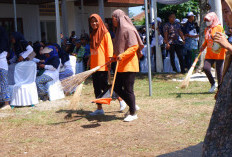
left=88, top=14, right=113, bottom=116
left=199, top=12, right=226, bottom=93
left=112, top=9, right=144, bottom=122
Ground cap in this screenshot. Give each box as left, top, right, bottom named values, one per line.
left=187, top=12, right=195, bottom=17
left=151, top=17, right=162, bottom=26
left=157, top=17, right=162, bottom=23
left=181, top=18, right=188, bottom=24
left=41, top=47, right=52, bottom=54
left=175, top=19, right=180, bottom=23
left=75, top=39, right=81, bottom=44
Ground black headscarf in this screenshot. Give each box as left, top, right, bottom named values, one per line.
left=11, top=32, right=28, bottom=57
left=52, top=43, right=70, bottom=65
left=33, top=42, right=46, bottom=60
left=0, top=26, right=10, bottom=54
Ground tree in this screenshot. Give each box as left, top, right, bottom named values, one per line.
left=157, top=0, right=200, bottom=22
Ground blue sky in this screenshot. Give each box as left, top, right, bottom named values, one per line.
left=129, top=6, right=143, bottom=16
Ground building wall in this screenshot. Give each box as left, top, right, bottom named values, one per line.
left=74, top=4, right=128, bottom=37
left=0, top=4, right=41, bottom=42
left=0, top=3, right=129, bottom=42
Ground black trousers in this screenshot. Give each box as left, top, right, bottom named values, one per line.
left=114, top=72, right=136, bottom=115
left=203, top=59, right=224, bottom=86
left=92, top=71, right=108, bottom=105
left=170, top=44, right=185, bottom=73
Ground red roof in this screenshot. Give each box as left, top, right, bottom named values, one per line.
left=132, top=11, right=145, bottom=21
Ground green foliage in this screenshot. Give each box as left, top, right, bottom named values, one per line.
left=133, top=17, right=145, bottom=26
left=158, top=0, right=200, bottom=22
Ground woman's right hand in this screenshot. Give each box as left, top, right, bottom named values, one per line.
left=199, top=46, right=205, bottom=52
left=166, top=43, right=170, bottom=50
left=214, top=32, right=231, bottom=49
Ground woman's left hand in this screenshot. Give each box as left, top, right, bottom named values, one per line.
left=17, top=56, right=24, bottom=62
left=117, top=55, right=122, bottom=61
left=214, top=32, right=230, bottom=49
left=38, top=64, right=45, bottom=68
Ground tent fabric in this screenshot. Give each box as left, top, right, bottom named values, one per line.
left=156, top=0, right=191, bottom=5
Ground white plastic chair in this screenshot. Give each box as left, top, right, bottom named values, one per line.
left=163, top=54, right=181, bottom=73
left=47, top=60, right=65, bottom=101
left=10, top=61, right=39, bottom=106
left=69, top=55, right=77, bottom=76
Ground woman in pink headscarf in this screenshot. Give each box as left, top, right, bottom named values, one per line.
left=199, top=12, right=226, bottom=93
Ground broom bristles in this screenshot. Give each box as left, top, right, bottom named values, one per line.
left=69, top=83, right=83, bottom=111
left=180, top=52, right=202, bottom=89
left=181, top=67, right=194, bottom=89
left=61, top=66, right=100, bottom=93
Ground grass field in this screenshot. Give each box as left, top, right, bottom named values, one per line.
left=0, top=74, right=215, bottom=156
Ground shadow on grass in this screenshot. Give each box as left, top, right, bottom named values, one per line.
left=157, top=142, right=203, bottom=157
left=50, top=109, right=123, bottom=128
left=170, top=92, right=213, bottom=98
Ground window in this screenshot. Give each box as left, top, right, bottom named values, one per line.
left=0, top=18, right=23, bottom=34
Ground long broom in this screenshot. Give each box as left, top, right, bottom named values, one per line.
left=62, top=61, right=112, bottom=119
left=61, top=61, right=112, bottom=93
left=180, top=52, right=202, bottom=89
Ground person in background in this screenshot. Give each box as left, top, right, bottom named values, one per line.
left=181, top=18, right=188, bottom=32
left=10, top=32, right=34, bottom=62
left=199, top=12, right=226, bottom=93
left=81, top=37, right=90, bottom=70
left=0, top=26, right=11, bottom=109
left=36, top=46, right=60, bottom=101
left=69, top=31, right=77, bottom=43
left=184, top=12, right=199, bottom=70
left=88, top=14, right=113, bottom=116
left=73, top=39, right=85, bottom=74
left=112, top=9, right=144, bottom=122
left=163, top=12, right=186, bottom=73
left=52, top=43, right=73, bottom=80
left=105, top=23, right=115, bottom=39
left=33, top=42, right=45, bottom=61
left=80, top=29, right=90, bottom=43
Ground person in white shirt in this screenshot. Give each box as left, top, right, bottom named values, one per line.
left=35, top=46, right=60, bottom=101
left=52, top=43, right=73, bottom=80
left=0, top=26, right=11, bottom=109
left=10, top=32, right=33, bottom=62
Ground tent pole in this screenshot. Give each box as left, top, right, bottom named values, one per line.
left=13, top=0, right=17, bottom=32
left=150, top=0, right=154, bottom=22
left=61, top=0, right=69, bottom=38
left=98, top=0, right=105, bottom=21
left=144, top=0, right=152, bottom=96
left=55, top=0, right=61, bottom=45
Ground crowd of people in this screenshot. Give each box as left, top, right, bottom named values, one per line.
left=0, top=9, right=144, bottom=122
left=0, top=7, right=230, bottom=123
left=140, top=11, right=228, bottom=93
left=139, top=11, right=200, bottom=74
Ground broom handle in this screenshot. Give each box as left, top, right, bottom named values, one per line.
left=108, top=69, right=112, bottom=85
left=100, top=60, right=113, bottom=69
left=191, top=51, right=202, bottom=69
left=110, top=61, right=119, bottom=97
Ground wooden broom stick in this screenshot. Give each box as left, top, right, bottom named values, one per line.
left=181, top=52, right=202, bottom=89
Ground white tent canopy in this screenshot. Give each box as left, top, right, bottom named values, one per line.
left=156, top=0, right=190, bottom=5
